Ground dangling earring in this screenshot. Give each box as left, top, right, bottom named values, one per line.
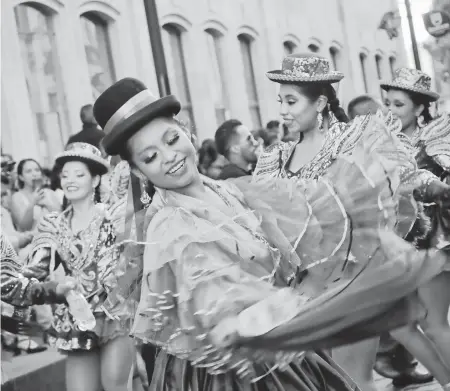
left=140, top=182, right=151, bottom=206
left=91, top=188, right=96, bottom=204
left=317, top=112, right=324, bottom=132
left=417, top=115, right=425, bottom=128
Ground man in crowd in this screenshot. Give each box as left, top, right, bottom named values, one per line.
left=214, top=119, right=260, bottom=180
left=66, top=104, right=105, bottom=148
left=347, top=94, right=434, bottom=388
left=347, top=94, right=384, bottom=120
left=265, top=120, right=283, bottom=146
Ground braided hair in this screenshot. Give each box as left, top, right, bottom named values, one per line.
left=410, top=92, right=433, bottom=125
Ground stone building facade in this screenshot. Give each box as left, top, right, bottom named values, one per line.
left=1, top=0, right=407, bottom=166
left=425, top=0, right=450, bottom=112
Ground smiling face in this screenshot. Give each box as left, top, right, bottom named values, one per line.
left=60, top=161, right=99, bottom=203
left=277, top=84, right=323, bottom=137
left=384, top=89, right=423, bottom=131
left=127, top=116, right=199, bottom=192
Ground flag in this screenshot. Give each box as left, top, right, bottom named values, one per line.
left=379, top=11, right=401, bottom=39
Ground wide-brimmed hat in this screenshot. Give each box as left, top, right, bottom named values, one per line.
left=93, top=78, right=181, bottom=156
left=55, top=142, right=110, bottom=175
left=267, top=53, right=344, bottom=84
left=380, top=67, right=439, bottom=102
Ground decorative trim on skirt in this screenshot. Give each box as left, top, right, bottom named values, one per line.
left=150, top=350, right=359, bottom=391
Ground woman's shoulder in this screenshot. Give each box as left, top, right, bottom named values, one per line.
left=263, top=140, right=294, bottom=155
left=146, top=205, right=191, bottom=236
left=11, top=190, right=27, bottom=205
left=419, top=112, right=450, bottom=171
left=254, top=141, right=295, bottom=178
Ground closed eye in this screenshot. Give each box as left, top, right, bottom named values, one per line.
left=144, top=154, right=156, bottom=164
left=167, top=134, right=179, bottom=145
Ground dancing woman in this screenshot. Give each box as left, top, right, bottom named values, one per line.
left=1, top=143, right=134, bottom=391
left=94, top=78, right=448, bottom=391
left=253, top=54, right=450, bottom=389
left=382, top=67, right=450, bottom=374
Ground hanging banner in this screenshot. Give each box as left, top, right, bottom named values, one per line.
left=379, top=11, right=401, bottom=39
left=423, top=10, right=450, bottom=38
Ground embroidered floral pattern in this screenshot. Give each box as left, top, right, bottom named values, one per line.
left=391, top=68, right=432, bottom=91
left=267, top=55, right=344, bottom=82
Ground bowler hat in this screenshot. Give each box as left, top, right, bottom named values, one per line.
left=380, top=68, right=439, bottom=102
left=55, top=142, right=110, bottom=175
left=267, top=53, right=344, bottom=84
left=94, top=78, right=181, bottom=156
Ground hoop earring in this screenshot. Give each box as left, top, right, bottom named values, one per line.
left=140, top=182, right=152, bottom=206
left=317, top=112, right=324, bottom=132
left=417, top=115, right=425, bottom=128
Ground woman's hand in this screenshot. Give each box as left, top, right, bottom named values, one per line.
left=18, top=231, right=34, bottom=248
left=36, top=189, right=61, bottom=212
left=55, top=277, right=79, bottom=297
left=414, top=180, right=450, bottom=204
left=30, top=188, right=42, bottom=205
left=209, top=316, right=239, bottom=348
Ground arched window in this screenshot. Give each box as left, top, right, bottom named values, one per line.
left=238, top=34, right=261, bottom=129
left=375, top=54, right=383, bottom=98
left=389, top=56, right=396, bottom=79
left=14, top=3, right=66, bottom=166
left=205, top=29, right=228, bottom=126
left=283, top=41, right=296, bottom=56
left=329, top=47, right=339, bottom=70
left=162, top=24, right=195, bottom=128
left=80, top=12, right=115, bottom=100
left=359, top=53, right=369, bottom=93
left=308, top=43, right=319, bottom=53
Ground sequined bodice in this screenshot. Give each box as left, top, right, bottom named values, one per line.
left=34, top=204, right=120, bottom=299
left=285, top=134, right=339, bottom=180
left=254, top=119, right=349, bottom=181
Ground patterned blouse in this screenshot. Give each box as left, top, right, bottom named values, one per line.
left=253, top=111, right=438, bottom=192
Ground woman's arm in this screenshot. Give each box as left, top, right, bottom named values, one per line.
left=37, top=189, right=62, bottom=212
left=10, top=192, right=36, bottom=231
left=1, top=235, right=64, bottom=306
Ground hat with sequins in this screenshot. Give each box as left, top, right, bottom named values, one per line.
left=266, top=53, right=344, bottom=84
left=55, top=142, right=110, bottom=175
left=380, top=67, right=439, bottom=101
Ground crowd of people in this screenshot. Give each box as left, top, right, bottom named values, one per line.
left=0, top=52, right=449, bottom=391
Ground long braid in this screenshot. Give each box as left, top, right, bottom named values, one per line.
left=325, top=85, right=349, bottom=123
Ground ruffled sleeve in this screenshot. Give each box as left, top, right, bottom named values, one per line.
left=1, top=232, right=64, bottom=307
left=132, top=205, right=305, bottom=376
left=417, top=113, right=450, bottom=175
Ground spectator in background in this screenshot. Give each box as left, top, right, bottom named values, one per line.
left=215, top=119, right=259, bottom=179
left=252, top=129, right=267, bottom=148
left=1, top=178, right=33, bottom=257
left=281, top=123, right=297, bottom=142
left=10, top=159, right=61, bottom=232
left=347, top=95, right=384, bottom=120
left=265, top=120, right=283, bottom=146
left=197, top=139, right=226, bottom=180
left=66, top=104, right=105, bottom=148
left=1, top=154, right=16, bottom=185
